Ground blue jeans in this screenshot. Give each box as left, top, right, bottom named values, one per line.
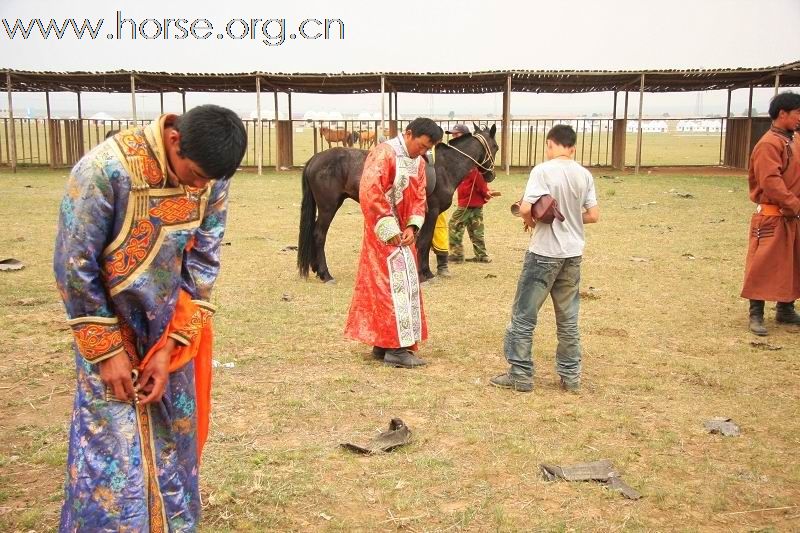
left=503, top=252, right=582, bottom=383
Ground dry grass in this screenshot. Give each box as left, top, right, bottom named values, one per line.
left=1, top=165, right=799, bottom=532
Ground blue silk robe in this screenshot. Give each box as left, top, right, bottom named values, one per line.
left=54, top=117, right=228, bottom=532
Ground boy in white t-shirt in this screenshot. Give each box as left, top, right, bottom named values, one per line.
left=490, top=125, right=600, bottom=393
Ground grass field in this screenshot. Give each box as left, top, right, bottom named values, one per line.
left=1, top=166, right=799, bottom=532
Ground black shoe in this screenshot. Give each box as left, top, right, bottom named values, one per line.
left=372, top=346, right=386, bottom=360
left=749, top=315, right=768, bottom=336
left=776, top=302, right=800, bottom=324
left=448, top=255, right=464, bottom=264
left=384, top=349, right=427, bottom=368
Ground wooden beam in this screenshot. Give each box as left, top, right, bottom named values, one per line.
left=287, top=92, right=292, bottom=121
left=76, top=90, right=84, bottom=156
left=46, top=90, right=55, bottom=169
left=775, top=73, right=781, bottom=96
left=623, top=91, right=629, bottom=119
left=721, top=88, right=731, bottom=165
left=274, top=90, right=279, bottom=171
left=181, top=91, right=186, bottom=113
left=612, top=91, right=618, bottom=120
left=746, top=84, right=753, bottom=167
left=159, top=91, right=164, bottom=114
left=634, top=73, right=645, bottom=174
left=502, top=73, right=511, bottom=174
left=381, top=75, right=386, bottom=134
left=130, top=74, right=137, bottom=122
left=256, top=77, right=262, bottom=176
left=6, top=71, right=16, bottom=173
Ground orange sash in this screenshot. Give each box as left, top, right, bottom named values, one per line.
left=758, top=203, right=782, bottom=216
left=140, top=290, right=213, bottom=459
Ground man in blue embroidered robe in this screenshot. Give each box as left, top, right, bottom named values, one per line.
left=53, top=105, right=246, bottom=532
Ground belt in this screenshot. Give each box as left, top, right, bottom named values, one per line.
left=757, top=204, right=782, bottom=216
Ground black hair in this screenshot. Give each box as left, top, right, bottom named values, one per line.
left=546, top=124, right=577, bottom=148
left=405, top=117, right=444, bottom=143
left=174, top=104, right=247, bottom=180
left=768, top=91, right=800, bottom=120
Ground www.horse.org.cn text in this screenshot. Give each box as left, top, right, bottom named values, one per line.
left=1, top=11, right=346, bottom=46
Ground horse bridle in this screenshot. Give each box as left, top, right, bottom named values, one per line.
left=445, top=132, right=496, bottom=177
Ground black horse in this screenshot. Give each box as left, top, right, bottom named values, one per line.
left=298, top=124, right=499, bottom=283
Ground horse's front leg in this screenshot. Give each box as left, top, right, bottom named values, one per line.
left=416, top=209, right=438, bottom=282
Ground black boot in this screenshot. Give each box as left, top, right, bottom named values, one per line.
left=436, top=253, right=451, bottom=278
left=749, top=299, right=767, bottom=336
left=776, top=301, right=800, bottom=324
left=384, top=348, right=427, bottom=368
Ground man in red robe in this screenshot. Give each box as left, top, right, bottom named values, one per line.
left=741, top=91, right=800, bottom=335
left=345, top=118, right=444, bottom=368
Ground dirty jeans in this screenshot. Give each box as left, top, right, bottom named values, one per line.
left=503, top=252, right=582, bottom=383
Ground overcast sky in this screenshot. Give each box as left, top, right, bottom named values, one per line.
left=1, top=0, right=798, bottom=117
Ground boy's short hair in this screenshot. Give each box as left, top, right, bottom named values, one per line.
left=768, top=91, right=800, bottom=120
left=175, top=104, right=247, bottom=180
left=546, top=125, right=577, bottom=148
left=406, top=117, right=444, bottom=143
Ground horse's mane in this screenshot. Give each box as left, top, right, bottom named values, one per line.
left=438, top=132, right=477, bottom=153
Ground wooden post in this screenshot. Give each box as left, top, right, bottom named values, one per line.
left=76, top=90, right=84, bottom=156
left=774, top=72, right=781, bottom=96
left=634, top=74, right=645, bottom=174
left=287, top=92, right=292, bottom=121
left=256, top=77, right=262, bottom=176
left=394, top=92, right=398, bottom=121
left=624, top=91, right=629, bottom=119
left=130, top=74, right=137, bottom=122
left=6, top=71, right=16, bottom=173
left=502, top=73, right=511, bottom=174
left=159, top=91, right=164, bottom=115
left=612, top=91, right=618, bottom=119
left=721, top=88, right=732, bottom=165
left=46, top=90, right=55, bottom=169
left=388, top=90, right=393, bottom=122
left=181, top=91, right=186, bottom=113
left=274, top=91, right=279, bottom=171
left=746, top=84, right=754, bottom=168
left=381, top=76, right=386, bottom=135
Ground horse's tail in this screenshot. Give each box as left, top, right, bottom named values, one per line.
left=297, top=164, right=317, bottom=278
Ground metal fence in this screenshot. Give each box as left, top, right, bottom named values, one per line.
left=0, top=116, right=730, bottom=169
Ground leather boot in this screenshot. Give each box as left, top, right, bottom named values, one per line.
left=436, top=253, right=451, bottom=277
left=384, top=349, right=427, bottom=368
left=776, top=301, right=800, bottom=324
left=749, top=299, right=767, bottom=336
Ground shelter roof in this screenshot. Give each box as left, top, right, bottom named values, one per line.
left=2, top=62, right=798, bottom=94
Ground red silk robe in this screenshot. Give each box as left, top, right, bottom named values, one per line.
left=345, top=138, right=428, bottom=349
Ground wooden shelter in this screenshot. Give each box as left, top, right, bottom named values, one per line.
left=2, top=62, right=799, bottom=173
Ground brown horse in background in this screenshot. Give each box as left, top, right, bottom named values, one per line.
left=357, top=130, right=376, bottom=149
left=320, top=126, right=356, bottom=148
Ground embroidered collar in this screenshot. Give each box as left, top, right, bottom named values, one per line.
left=388, top=134, right=417, bottom=160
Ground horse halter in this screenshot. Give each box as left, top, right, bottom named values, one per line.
left=446, top=132, right=496, bottom=176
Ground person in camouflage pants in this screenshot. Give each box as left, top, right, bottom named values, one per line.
left=446, top=124, right=494, bottom=264
left=449, top=204, right=490, bottom=262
